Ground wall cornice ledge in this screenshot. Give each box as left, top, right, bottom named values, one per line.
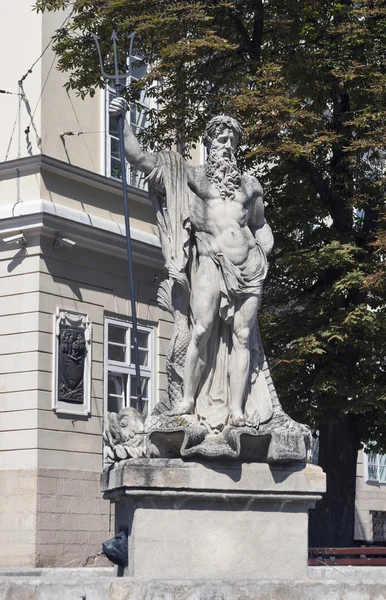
left=0, top=154, right=151, bottom=206
left=0, top=199, right=163, bottom=268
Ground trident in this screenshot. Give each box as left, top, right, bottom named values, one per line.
left=92, top=31, right=143, bottom=413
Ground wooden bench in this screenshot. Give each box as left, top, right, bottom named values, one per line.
left=309, top=547, right=386, bottom=566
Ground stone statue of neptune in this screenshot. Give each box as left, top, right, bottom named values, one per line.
left=104, top=98, right=310, bottom=461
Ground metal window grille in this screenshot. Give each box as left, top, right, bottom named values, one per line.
left=372, top=511, right=386, bottom=542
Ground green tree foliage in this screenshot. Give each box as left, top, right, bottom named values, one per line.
left=35, top=0, right=386, bottom=544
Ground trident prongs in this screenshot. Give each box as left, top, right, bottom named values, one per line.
left=91, top=31, right=134, bottom=91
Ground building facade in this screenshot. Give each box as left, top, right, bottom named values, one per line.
left=0, top=2, right=170, bottom=567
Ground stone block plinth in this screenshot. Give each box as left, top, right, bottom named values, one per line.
left=101, top=459, right=325, bottom=580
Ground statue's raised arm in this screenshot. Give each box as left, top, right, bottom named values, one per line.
left=109, top=97, right=158, bottom=174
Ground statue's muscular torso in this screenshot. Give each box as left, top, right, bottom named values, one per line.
left=187, top=165, right=265, bottom=267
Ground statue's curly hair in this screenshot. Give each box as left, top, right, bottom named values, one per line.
left=203, top=115, right=243, bottom=149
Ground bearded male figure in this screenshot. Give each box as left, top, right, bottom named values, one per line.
left=110, top=98, right=303, bottom=435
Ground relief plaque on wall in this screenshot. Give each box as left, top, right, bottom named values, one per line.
left=53, top=309, right=92, bottom=416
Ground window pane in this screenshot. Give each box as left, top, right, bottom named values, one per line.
left=379, top=454, right=386, bottom=466
left=131, top=330, right=149, bottom=365
left=110, top=137, right=120, bottom=159
left=131, top=348, right=148, bottom=366
left=131, top=61, right=147, bottom=80
left=108, top=395, right=122, bottom=414
left=111, top=158, right=122, bottom=179
left=368, top=464, right=378, bottom=481
left=131, top=107, right=148, bottom=135
left=130, top=107, right=147, bottom=133
left=109, top=120, right=119, bottom=137
left=107, top=373, right=127, bottom=413
left=140, top=399, right=149, bottom=418
left=130, top=377, right=149, bottom=400
left=130, top=168, right=144, bottom=188
left=109, top=325, right=126, bottom=344
left=108, top=344, right=125, bottom=362
left=137, top=331, right=149, bottom=349
left=108, top=373, right=125, bottom=396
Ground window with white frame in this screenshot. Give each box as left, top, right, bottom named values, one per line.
left=106, top=53, right=150, bottom=190
left=105, top=317, right=154, bottom=417
left=366, top=452, right=386, bottom=484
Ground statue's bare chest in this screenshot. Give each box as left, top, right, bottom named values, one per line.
left=193, top=170, right=250, bottom=199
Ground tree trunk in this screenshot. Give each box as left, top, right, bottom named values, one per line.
left=309, top=413, right=361, bottom=547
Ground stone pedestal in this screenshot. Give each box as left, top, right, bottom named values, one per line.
left=101, top=459, right=325, bottom=580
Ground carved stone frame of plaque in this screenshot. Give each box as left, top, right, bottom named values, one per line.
left=53, top=308, right=92, bottom=416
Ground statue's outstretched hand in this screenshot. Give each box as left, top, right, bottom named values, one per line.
left=109, top=97, right=127, bottom=119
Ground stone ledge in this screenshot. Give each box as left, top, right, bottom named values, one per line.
left=3, top=567, right=386, bottom=579
left=0, top=577, right=385, bottom=600
left=101, top=458, right=326, bottom=503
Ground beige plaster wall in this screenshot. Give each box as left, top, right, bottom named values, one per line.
left=0, top=233, right=42, bottom=470
left=39, top=168, right=159, bottom=237
left=0, top=232, right=169, bottom=469
left=40, top=11, right=103, bottom=172
left=0, top=171, right=42, bottom=208
left=0, top=2, right=103, bottom=171
left=0, top=1, right=43, bottom=163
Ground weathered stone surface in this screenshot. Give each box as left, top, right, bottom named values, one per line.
left=102, top=460, right=325, bottom=580
left=148, top=420, right=310, bottom=462
left=101, top=458, right=325, bottom=497
left=1, top=576, right=386, bottom=600
left=105, top=98, right=311, bottom=462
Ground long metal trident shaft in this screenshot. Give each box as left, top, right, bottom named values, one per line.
left=92, top=31, right=143, bottom=413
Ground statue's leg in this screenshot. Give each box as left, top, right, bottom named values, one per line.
left=181, top=257, right=220, bottom=412
left=229, top=294, right=259, bottom=426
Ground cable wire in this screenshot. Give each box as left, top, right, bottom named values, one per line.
left=18, top=8, right=74, bottom=85
left=3, top=9, right=74, bottom=162
left=66, top=90, right=97, bottom=172
left=0, top=90, right=21, bottom=96
left=4, top=107, right=20, bottom=161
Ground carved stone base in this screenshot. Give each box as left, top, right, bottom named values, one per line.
left=101, top=459, right=325, bottom=580
left=147, top=414, right=310, bottom=462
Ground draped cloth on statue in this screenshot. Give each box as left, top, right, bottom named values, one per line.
left=147, top=150, right=274, bottom=429
left=147, top=150, right=191, bottom=284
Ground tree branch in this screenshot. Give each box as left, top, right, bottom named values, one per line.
left=294, top=156, right=353, bottom=234
left=225, top=9, right=262, bottom=73
left=252, top=0, right=264, bottom=56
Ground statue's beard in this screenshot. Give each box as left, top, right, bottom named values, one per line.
left=205, top=147, right=241, bottom=201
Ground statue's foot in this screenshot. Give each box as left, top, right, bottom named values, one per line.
left=269, top=409, right=310, bottom=436
left=164, top=398, right=194, bottom=417
left=229, top=410, right=247, bottom=427
left=248, top=410, right=260, bottom=429
left=228, top=409, right=260, bottom=429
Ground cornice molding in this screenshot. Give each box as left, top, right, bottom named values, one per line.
left=0, top=154, right=152, bottom=206
left=0, top=199, right=163, bottom=268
